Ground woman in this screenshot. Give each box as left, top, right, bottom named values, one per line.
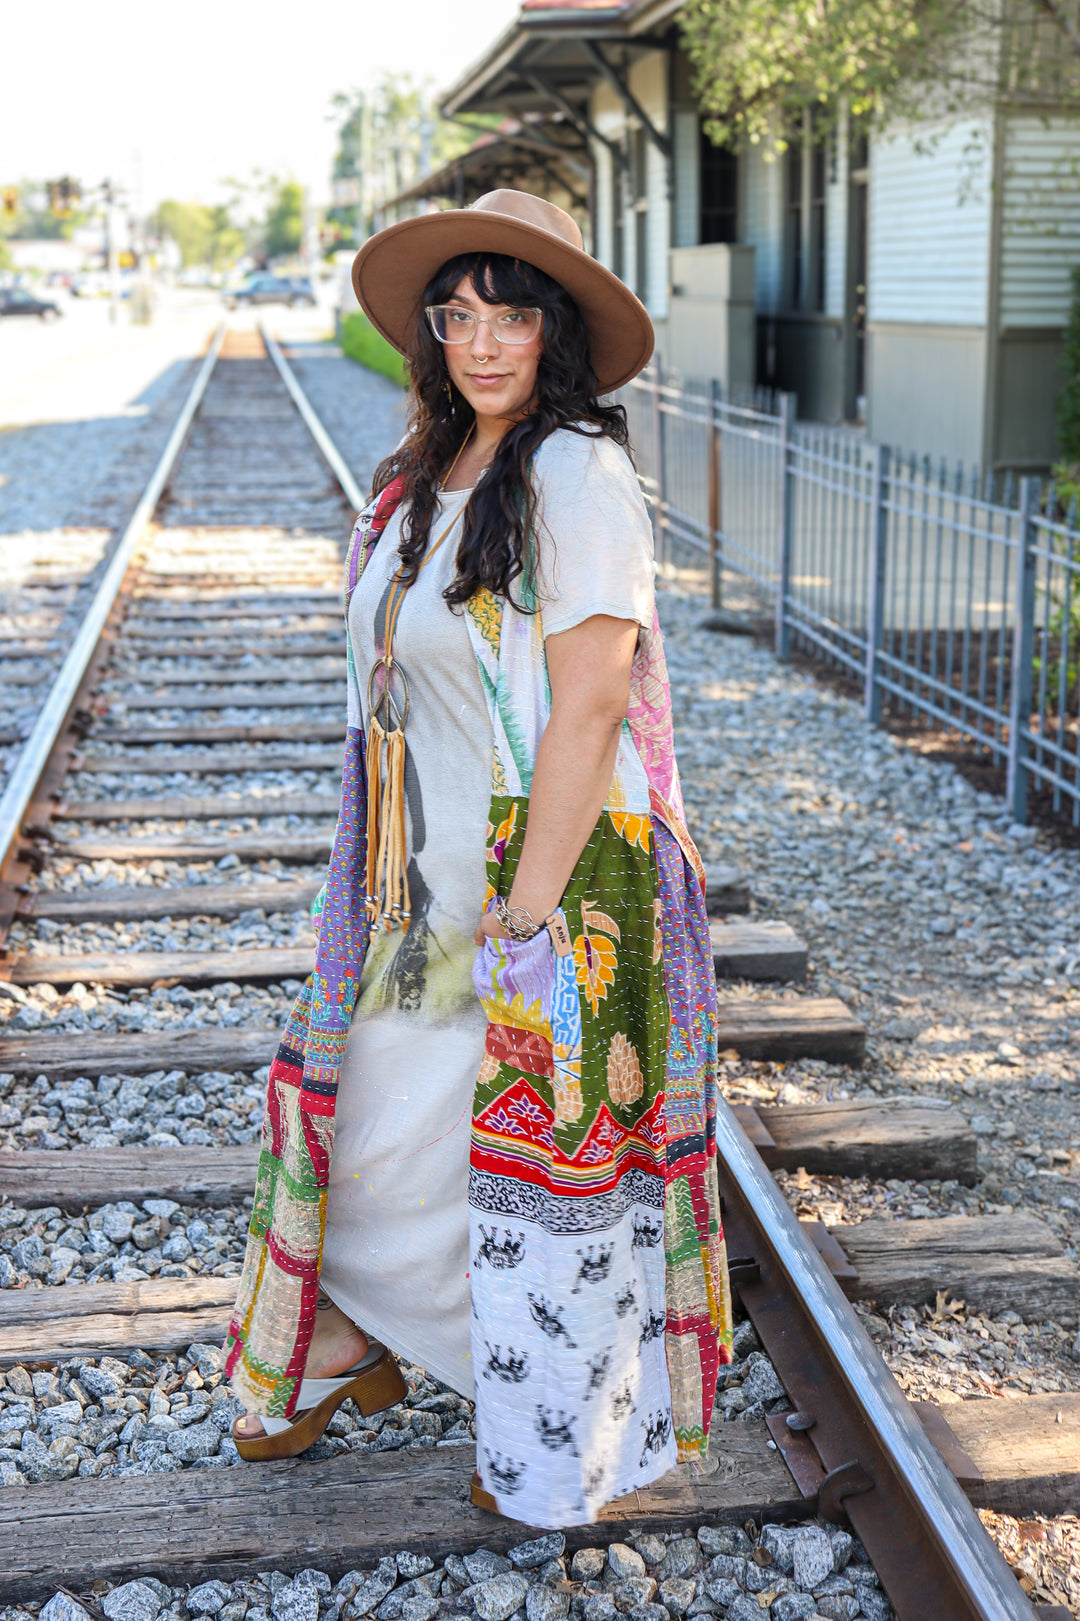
left=224, top=190, right=731, bottom=1529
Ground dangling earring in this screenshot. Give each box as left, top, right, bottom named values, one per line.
left=444, top=379, right=453, bottom=403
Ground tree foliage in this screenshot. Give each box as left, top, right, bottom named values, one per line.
left=326, top=75, right=477, bottom=248
left=153, top=200, right=245, bottom=269
left=264, top=181, right=304, bottom=260
left=1, top=180, right=88, bottom=241
left=679, top=0, right=1080, bottom=153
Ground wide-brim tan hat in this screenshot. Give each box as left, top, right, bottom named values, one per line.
left=351, top=189, right=654, bottom=395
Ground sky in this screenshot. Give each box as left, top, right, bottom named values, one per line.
left=1, top=0, right=521, bottom=212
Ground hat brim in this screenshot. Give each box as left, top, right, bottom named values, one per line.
left=351, top=212, right=654, bottom=395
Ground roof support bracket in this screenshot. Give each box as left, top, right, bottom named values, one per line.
left=582, top=41, right=671, bottom=159
left=525, top=74, right=629, bottom=175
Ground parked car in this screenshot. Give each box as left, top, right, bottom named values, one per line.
left=225, top=274, right=316, bottom=309
left=0, top=288, right=62, bottom=320
left=71, top=274, right=109, bottom=298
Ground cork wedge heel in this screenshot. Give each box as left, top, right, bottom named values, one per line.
left=469, top=1471, right=500, bottom=1513
left=232, top=1341, right=407, bottom=1462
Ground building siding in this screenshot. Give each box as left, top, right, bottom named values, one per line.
left=629, top=50, right=671, bottom=320
left=673, top=109, right=699, bottom=248
left=999, top=114, right=1080, bottom=327
left=590, top=82, right=625, bottom=279
left=593, top=140, right=615, bottom=271
left=868, top=117, right=993, bottom=325
left=825, top=116, right=848, bottom=321
left=742, top=142, right=783, bottom=315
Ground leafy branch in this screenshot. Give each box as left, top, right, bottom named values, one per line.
left=679, top=0, right=1080, bottom=154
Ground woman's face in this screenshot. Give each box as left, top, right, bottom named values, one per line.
left=441, top=274, right=542, bottom=426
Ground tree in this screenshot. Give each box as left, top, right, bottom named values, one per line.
left=264, top=181, right=304, bottom=260
left=327, top=76, right=477, bottom=244
left=152, top=200, right=245, bottom=270
left=1, top=179, right=88, bottom=241
left=678, top=0, right=1080, bottom=153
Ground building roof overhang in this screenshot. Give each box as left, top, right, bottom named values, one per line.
left=441, top=0, right=676, bottom=119
left=381, top=123, right=590, bottom=213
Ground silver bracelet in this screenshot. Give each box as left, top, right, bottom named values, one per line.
left=495, top=895, right=541, bottom=941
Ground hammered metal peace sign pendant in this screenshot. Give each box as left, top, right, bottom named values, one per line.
left=367, top=654, right=411, bottom=732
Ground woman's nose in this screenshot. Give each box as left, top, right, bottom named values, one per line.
left=469, top=318, right=498, bottom=359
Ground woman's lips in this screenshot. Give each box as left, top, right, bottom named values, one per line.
left=467, top=374, right=510, bottom=387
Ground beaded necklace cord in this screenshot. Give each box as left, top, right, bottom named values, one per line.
left=365, top=428, right=474, bottom=930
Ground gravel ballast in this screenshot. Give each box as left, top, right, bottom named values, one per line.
left=1, top=1521, right=898, bottom=1621
left=3, top=341, right=1077, bottom=1612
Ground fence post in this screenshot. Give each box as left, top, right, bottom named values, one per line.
left=864, top=443, right=891, bottom=725
left=775, top=393, right=796, bottom=660
left=650, top=358, right=665, bottom=568
left=1006, top=476, right=1039, bottom=825
left=707, top=378, right=722, bottom=608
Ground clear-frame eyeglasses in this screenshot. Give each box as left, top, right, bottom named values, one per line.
left=425, top=304, right=543, bottom=345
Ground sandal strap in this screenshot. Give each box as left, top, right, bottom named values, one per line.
left=276, top=1341, right=392, bottom=1421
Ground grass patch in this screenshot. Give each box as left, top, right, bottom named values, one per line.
left=340, top=310, right=408, bottom=387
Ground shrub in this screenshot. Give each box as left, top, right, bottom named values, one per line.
left=340, top=310, right=407, bottom=388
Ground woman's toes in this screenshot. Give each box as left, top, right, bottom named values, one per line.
left=234, top=1413, right=265, bottom=1439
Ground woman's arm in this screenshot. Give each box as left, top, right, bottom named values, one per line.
left=474, top=613, right=640, bottom=944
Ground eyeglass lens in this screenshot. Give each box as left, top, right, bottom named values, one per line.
left=427, top=305, right=541, bottom=344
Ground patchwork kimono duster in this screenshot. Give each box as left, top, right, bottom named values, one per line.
left=224, top=476, right=732, bottom=1527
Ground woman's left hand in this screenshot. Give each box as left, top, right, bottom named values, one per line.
left=474, top=910, right=511, bottom=946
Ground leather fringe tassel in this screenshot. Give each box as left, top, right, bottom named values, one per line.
left=364, top=716, right=411, bottom=930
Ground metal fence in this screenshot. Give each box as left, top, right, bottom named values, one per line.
left=621, top=365, right=1080, bottom=827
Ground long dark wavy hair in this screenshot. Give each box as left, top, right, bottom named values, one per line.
left=370, top=252, right=630, bottom=609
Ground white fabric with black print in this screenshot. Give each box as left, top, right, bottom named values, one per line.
left=469, top=1182, right=676, bottom=1527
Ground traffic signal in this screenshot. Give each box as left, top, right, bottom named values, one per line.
left=1, top=187, right=17, bottom=216
left=48, top=177, right=80, bottom=217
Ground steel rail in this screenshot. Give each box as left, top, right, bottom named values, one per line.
left=0, top=323, right=227, bottom=874
left=0, top=325, right=1045, bottom=1617
left=260, top=325, right=367, bottom=514
left=715, top=1102, right=1037, bottom=1621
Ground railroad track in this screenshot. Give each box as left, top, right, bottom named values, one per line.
left=0, top=324, right=1073, bottom=1620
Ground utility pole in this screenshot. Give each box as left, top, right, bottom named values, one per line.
left=361, top=95, right=375, bottom=240
left=102, top=179, right=120, bottom=325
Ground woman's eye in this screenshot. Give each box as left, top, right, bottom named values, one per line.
left=501, top=310, right=526, bottom=325
left=448, top=310, right=471, bottom=326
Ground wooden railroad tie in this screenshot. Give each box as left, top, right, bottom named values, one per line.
left=2, top=1398, right=1077, bottom=1601
left=0, top=1099, right=977, bottom=1215
left=91, top=722, right=347, bottom=745
left=0, top=1275, right=237, bottom=1366
left=0, top=991, right=864, bottom=1065
left=109, top=660, right=345, bottom=688
left=7, top=946, right=316, bottom=990
left=8, top=1211, right=1069, bottom=1367
left=711, top=920, right=807, bottom=982
left=51, top=832, right=335, bottom=864
left=827, top=1213, right=1080, bottom=1328
left=735, top=1096, right=978, bottom=1184
left=775, top=1212, right=1080, bottom=1330
left=117, top=638, right=345, bottom=659
left=104, top=684, right=343, bottom=713
left=72, top=748, right=345, bottom=775
left=127, top=595, right=341, bottom=619
left=23, top=878, right=324, bottom=925
left=703, top=862, right=751, bottom=915
left=54, top=791, right=341, bottom=823
left=0, top=1145, right=261, bottom=1212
